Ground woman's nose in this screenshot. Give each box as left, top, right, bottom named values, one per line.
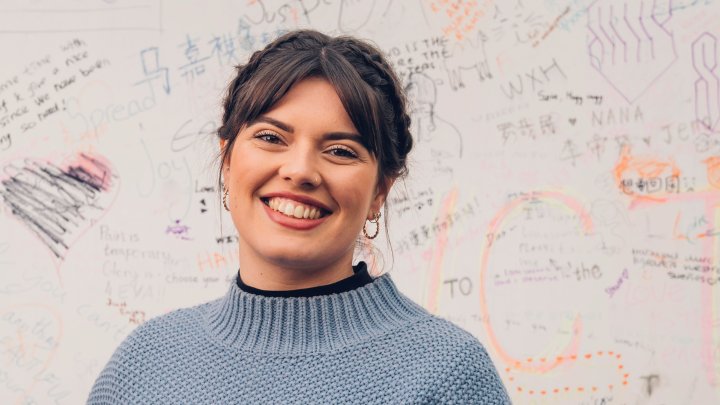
left=277, top=146, right=322, bottom=188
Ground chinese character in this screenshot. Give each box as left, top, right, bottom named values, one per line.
left=178, top=35, right=210, bottom=82
left=136, top=47, right=170, bottom=94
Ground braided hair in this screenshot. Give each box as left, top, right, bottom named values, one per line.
left=217, top=30, right=413, bottom=192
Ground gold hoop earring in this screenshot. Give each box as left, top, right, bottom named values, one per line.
left=363, top=212, right=381, bottom=239
left=222, top=186, right=230, bottom=212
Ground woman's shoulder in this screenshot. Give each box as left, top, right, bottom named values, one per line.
left=115, top=298, right=219, bottom=351
left=379, top=315, right=510, bottom=403
left=402, top=313, right=488, bottom=348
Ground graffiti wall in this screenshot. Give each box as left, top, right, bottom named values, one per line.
left=1, top=0, right=719, bottom=403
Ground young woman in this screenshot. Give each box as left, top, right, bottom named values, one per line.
left=88, top=30, right=510, bottom=404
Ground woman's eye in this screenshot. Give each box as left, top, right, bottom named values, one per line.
left=255, top=131, right=281, bottom=144
left=327, top=146, right=358, bottom=159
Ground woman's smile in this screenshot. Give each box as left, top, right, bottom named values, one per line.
left=259, top=193, right=333, bottom=231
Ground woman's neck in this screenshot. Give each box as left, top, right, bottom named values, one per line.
left=236, top=245, right=356, bottom=291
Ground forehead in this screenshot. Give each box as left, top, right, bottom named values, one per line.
left=260, top=78, right=359, bottom=133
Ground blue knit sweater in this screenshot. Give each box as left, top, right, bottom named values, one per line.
left=87, top=273, right=511, bottom=404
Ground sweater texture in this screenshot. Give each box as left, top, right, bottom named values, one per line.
left=87, top=272, right=511, bottom=404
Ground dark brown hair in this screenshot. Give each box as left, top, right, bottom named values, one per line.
left=217, top=29, right=413, bottom=190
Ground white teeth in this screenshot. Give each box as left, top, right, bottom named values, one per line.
left=266, top=197, right=325, bottom=219
left=294, top=205, right=304, bottom=218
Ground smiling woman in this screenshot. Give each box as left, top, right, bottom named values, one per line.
left=223, top=77, right=388, bottom=289
left=87, top=30, right=510, bottom=404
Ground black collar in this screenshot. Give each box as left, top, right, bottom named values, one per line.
left=235, top=261, right=374, bottom=297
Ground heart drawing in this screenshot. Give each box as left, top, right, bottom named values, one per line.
left=0, top=152, right=120, bottom=269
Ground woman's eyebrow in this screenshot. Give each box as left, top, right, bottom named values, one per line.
left=251, top=115, right=366, bottom=147
left=323, top=132, right=365, bottom=146
left=251, top=115, right=294, bottom=133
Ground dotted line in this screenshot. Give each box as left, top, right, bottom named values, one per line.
left=504, top=351, right=628, bottom=396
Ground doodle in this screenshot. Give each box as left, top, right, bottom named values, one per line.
left=424, top=189, right=457, bottom=314
left=0, top=153, right=118, bottom=264
left=587, top=0, right=677, bottom=103
left=429, top=0, right=490, bottom=41
left=338, top=0, right=378, bottom=32
left=532, top=6, right=570, bottom=47
left=640, top=373, right=661, bottom=396
left=705, top=156, right=720, bottom=189
left=170, top=119, right=216, bottom=152
left=491, top=1, right=549, bottom=45
left=135, top=139, right=193, bottom=220
left=404, top=73, right=463, bottom=176
left=0, top=133, right=10, bottom=151
left=442, top=30, right=493, bottom=90
left=479, top=192, right=596, bottom=374
left=613, top=146, right=682, bottom=202
left=0, top=304, right=65, bottom=404
left=691, top=33, right=720, bottom=132
left=165, top=219, right=192, bottom=241
left=504, top=351, right=629, bottom=395
left=605, top=268, right=629, bottom=297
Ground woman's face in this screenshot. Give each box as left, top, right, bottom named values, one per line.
left=223, top=77, right=389, bottom=272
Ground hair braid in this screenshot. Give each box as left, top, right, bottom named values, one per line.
left=336, top=40, right=413, bottom=175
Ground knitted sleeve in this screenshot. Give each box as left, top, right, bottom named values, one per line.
left=433, top=340, right=512, bottom=404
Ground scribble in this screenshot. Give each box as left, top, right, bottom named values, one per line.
left=166, top=219, right=192, bottom=241
left=691, top=33, right=720, bottom=132
left=503, top=351, right=629, bottom=395
left=442, top=30, right=493, bottom=90
left=605, top=268, right=629, bottom=297
left=587, top=0, right=677, bottom=103
left=491, top=1, right=548, bottom=45
left=0, top=133, right=11, bottom=151
left=106, top=297, right=146, bottom=324
left=429, top=0, right=489, bottom=41
left=640, top=373, right=660, bottom=396
left=705, top=156, right=720, bottom=189
left=338, top=0, right=377, bottom=33
left=613, top=146, right=683, bottom=202
left=0, top=153, right=116, bottom=259
left=405, top=72, right=463, bottom=176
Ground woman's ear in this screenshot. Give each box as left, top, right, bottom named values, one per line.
left=368, top=177, right=396, bottom=219
left=220, top=139, right=229, bottom=171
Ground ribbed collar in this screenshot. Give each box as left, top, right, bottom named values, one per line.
left=205, top=273, right=430, bottom=355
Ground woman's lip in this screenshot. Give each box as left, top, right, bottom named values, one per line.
left=261, top=192, right=332, bottom=213
left=261, top=200, right=328, bottom=230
